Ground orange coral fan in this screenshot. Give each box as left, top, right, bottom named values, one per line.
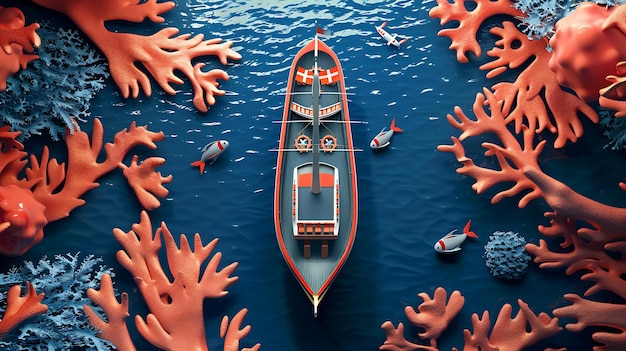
left=380, top=287, right=464, bottom=350
left=0, top=6, right=40, bottom=91
left=0, top=282, right=47, bottom=339
left=86, top=211, right=260, bottom=351
left=0, top=185, right=47, bottom=256
left=30, top=0, right=242, bottom=112
left=548, top=2, right=626, bottom=102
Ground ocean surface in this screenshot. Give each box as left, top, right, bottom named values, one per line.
left=3, top=0, right=626, bottom=350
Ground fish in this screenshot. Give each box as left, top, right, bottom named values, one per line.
left=434, top=220, right=478, bottom=253
left=375, top=22, right=408, bottom=48
left=190, top=140, right=229, bottom=174
left=370, top=118, right=403, bottom=149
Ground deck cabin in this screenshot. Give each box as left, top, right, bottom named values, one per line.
left=292, top=162, right=339, bottom=258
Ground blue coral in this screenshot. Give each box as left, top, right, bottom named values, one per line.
left=598, top=108, right=626, bottom=150
left=514, top=0, right=626, bottom=39
left=0, top=253, right=114, bottom=350
left=484, top=231, right=530, bottom=280
left=0, top=22, right=109, bottom=140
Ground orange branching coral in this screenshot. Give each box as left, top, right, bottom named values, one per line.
left=523, top=186, right=626, bottom=350
left=429, top=0, right=523, bottom=63
left=30, top=0, right=242, bottom=113
left=120, top=155, right=171, bottom=212
left=553, top=294, right=626, bottom=351
left=380, top=287, right=464, bottom=351
left=221, top=309, right=261, bottom=351
left=83, top=273, right=136, bottom=351
left=86, top=211, right=259, bottom=350
left=437, top=88, right=545, bottom=207
left=462, top=300, right=561, bottom=351
left=0, top=120, right=170, bottom=254
left=526, top=210, right=626, bottom=297
left=481, top=21, right=598, bottom=148
left=7, top=119, right=171, bottom=222
left=0, top=282, right=48, bottom=339
left=0, top=6, right=40, bottom=91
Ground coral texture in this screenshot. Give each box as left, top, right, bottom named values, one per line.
left=0, top=185, right=47, bottom=256
left=484, top=231, right=530, bottom=280
left=0, top=23, right=109, bottom=140
left=548, top=2, right=626, bottom=102
left=30, top=0, right=242, bottom=112
left=85, top=211, right=260, bottom=351
left=0, top=253, right=113, bottom=350
left=0, top=6, right=40, bottom=91
left=0, top=120, right=171, bottom=254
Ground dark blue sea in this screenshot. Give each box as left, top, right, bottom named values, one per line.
left=3, top=0, right=626, bottom=350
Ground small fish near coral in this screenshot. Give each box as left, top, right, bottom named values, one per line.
left=434, top=220, right=478, bottom=254
left=190, top=140, right=229, bottom=174
left=370, top=118, right=403, bottom=149
left=375, top=22, right=408, bottom=48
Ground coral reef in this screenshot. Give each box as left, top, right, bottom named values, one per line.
left=380, top=287, right=559, bottom=350
left=430, top=0, right=598, bottom=148
left=0, top=6, right=40, bottom=91
left=0, top=119, right=171, bottom=254
left=0, top=253, right=113, bottom=350
left=1, top=23, right=109, bottom=140
left=30, top=0, right=242, bottom=113
left=432, top=3, right=626, bottom=344
left=437, top=82, right=626, bottom=350
left=0, top=185, right=47, bottom=256
left=85, top=211, right=260, bottom=351
left=484, top=231, right=530, bottom=280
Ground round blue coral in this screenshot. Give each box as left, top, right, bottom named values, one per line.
left=484, top=231, right=530, bottom=280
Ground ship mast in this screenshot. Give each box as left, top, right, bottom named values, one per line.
left=310, top=34, right=321, bottom=195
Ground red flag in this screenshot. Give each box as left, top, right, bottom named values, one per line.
left=315, top=26, right=331, bottom=37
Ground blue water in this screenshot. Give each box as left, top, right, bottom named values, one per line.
left=4, top=0, right=626, bottom=350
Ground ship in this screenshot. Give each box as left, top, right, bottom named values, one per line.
left=273, top=32, right=359, bottom=316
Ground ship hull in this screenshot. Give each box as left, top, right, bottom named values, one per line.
left=273, top=37, right=358, bottom=315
